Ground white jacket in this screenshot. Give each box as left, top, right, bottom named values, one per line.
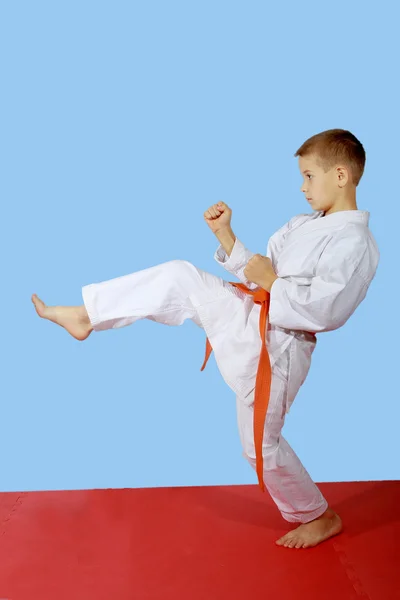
left=190, top=210, right=379, bottom=413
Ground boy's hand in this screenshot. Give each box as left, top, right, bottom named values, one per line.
left=244, top=255, right=278, bottom=292
left=204, top=201, right=232, bottom=234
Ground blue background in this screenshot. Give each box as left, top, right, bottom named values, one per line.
left=1, top=1, right=398, bottom=492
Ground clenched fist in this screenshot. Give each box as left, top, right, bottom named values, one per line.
left=244, top=254, right=278, bottom=292
left=204, top=201, right=232, bottom=234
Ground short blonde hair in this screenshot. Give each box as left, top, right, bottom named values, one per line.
left=294, top=129, right=366, bottom=186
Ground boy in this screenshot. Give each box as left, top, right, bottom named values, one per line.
left=32, top=128, right=379, bottom=549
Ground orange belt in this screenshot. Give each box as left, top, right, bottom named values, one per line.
left=200, top=282, right=271, bottom=492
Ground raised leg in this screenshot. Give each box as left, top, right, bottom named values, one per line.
left=32, top=259, right=231, bottom=339
left=31, top=294, right=93, bottom=341
left=80, top=259, right=233, bottom=331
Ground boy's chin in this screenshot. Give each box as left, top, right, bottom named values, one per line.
left=309, top=201, right=322, bottom=211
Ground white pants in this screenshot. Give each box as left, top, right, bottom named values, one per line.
left=82, top=259, right=328, bottom=523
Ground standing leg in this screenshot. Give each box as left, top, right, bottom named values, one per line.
left=236, top=370, right=328, bottom=523
left=236, top=368, right=343, bottom=548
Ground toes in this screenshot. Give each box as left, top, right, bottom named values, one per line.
left=276, top=534, right=290, bottom=546
left=277, top=534, right=306, bottom=549
left=282, top=535, right=295, bottom=548
left=276, top=532, right=303, bottom=549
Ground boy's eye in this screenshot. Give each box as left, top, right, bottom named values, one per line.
left=307, top=174, right=313, bottom=179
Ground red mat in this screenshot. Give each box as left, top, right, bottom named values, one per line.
left=0, top=481, right=398, bottom=599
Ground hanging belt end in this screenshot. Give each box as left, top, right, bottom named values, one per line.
left=200, top=337, right=213, bottom=371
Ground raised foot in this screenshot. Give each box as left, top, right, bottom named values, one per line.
left=275, top=508, right=343, bottom=549
left=31, top=294, right=93, bottom=341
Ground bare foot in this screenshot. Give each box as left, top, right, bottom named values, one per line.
left=275, top=507, right=343, bottom=549
left=31, top=294, right=93, bottom=341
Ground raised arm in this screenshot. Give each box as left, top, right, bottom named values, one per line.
left=203, top=201, right=258, bottom=289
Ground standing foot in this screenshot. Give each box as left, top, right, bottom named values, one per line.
left=31, top=294, right=93, bottom=341
left=275, top=507, right=343, bottom=549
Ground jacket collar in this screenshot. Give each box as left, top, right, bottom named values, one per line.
left=287, top=210, right=370, bottom=244
left=316, top=209, right=370, bottom=227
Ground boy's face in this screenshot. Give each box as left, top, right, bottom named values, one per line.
left=298, top=154, right=345, bottom=213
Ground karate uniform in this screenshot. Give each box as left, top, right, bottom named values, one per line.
left=82, top=209, right=379, bottom=523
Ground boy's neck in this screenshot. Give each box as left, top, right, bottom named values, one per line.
left=324, top=193, right=358, bottom=215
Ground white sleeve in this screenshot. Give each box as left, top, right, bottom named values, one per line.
left=214, top=237, right=259, bottom=289
left=214, top=216, right=296, bottom=289
left=268, top=231, right=378, bottom=332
